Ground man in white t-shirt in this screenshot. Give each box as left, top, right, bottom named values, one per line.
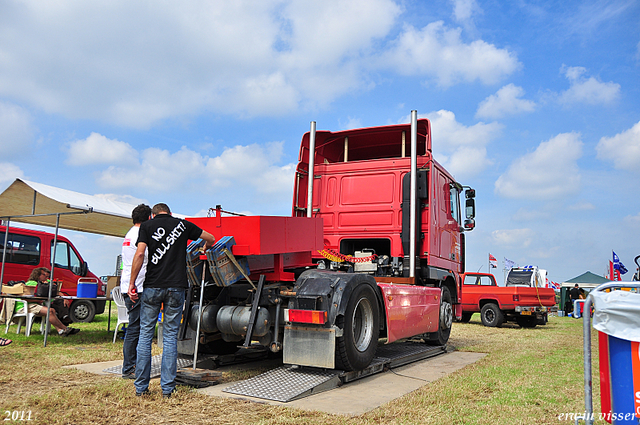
left=120, top=204, right=151, bottom=379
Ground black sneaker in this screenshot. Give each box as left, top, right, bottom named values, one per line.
left=162, top=393, right=172, bottom=399
left=68, top=327, right=81, bottom=335
left=136, top=389, right=151, bottom=397
left=122, top=371, right=135, bottom=380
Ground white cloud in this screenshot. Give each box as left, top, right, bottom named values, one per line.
left=568, top=201, right=595, bottom=211
left=596, top=120, right=640, bottom=172
left=66, top=133, right=139, bottom=166
left=96, top=141, right=295, bottom=203
left=558, top=66, right=620, bottom=105
left=450, top=0, right=481, bottom=24
left=491, top=228, right=534, bottom=248
left=0, top=0, right=401, bottom=127
left=0, top=101, right=34, bottom=158
left=424, top=110, right=502, bottom=179
left=0, top=162, right=25, bottom=188
left=94, top=193, right=148, bottom=206
left=495, top=132, right=583, bottom=199
left=383, top=21, right=520, bottom=87
left=475, top=84, right=536, bottom=119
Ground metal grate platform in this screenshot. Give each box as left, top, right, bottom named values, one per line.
left=223, top=365, right=341, bottom=402
left=103, top=355, right=194, bottom=378
left=222, top=342, right=447, bottom=402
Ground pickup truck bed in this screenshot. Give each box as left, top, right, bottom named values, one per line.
left=460, top=272, right=557, bottom=327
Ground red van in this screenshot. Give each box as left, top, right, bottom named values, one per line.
left=1, top=225, right=106, bottom=322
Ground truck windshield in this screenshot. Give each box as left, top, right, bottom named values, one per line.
left=506, top=271, right=532, bottom=286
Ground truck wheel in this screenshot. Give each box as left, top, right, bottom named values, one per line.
left=70, top=300, right=96, bottom=323
left=517, top=316, right=537, bottom=328
left=460, top=312, right=473, bottom=323
left=335, top=284, right=379, bottom=371
left=426, top=286, right=453, bottom=345
left=480, top=303, right=504, bottom=327
left=537, top=313, right=548, bottom=326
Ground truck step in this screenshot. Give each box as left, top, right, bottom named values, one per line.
left=222, top=342, right=446, bottom=402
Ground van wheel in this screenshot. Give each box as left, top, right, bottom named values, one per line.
left=480, top=303, right=504, bottom=327
left=335, top=284, right=379, bottom=371
left=426, top=286, right=453, bottom=345
left=70, top=300, right=96, bottom=322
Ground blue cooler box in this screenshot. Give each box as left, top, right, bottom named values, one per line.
left=77, top=280, right=98, bottom=298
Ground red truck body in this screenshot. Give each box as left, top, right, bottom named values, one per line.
left=292, top=119, right=468, bottom=303
left=460, top=272, right=556, bottom=327
left=182, top=116, right=475, bottom=370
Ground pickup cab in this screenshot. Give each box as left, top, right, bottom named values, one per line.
left=460, top=272, right=557, bottom=327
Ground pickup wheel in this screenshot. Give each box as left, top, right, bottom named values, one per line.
left=426, top=286, right=453, bottom=345
left=70, top=300, right=96, bottom=323
left=517, top=316, right=537, bottom=328
left=460, top=312, right=473, bottom=323
left=480, top=303, right=504, bottom=327
left=335, top=284, right=379, bottom=371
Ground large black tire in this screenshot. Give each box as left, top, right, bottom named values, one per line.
left=480, top=303, right=504, bottom=327
left=335, top=284, right=379, bottom=371
left=517, top=316, right=537, bottom=328
left=426, top=286, right=453, bottom=346
left=70, top=300, right=96, bottom=322
left=460, top=312, right=473, bottom=323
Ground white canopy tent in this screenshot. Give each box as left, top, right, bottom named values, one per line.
left=0, top=178, right=142, bottom=346
left=0, top=178, right=139, bottom=237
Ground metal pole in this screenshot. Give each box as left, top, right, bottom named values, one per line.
left=44, top=213, right=61, bottom=347
left=1, top=218, right=10, bottom=286
left=306, top=121, right=316, bottom=218
left=193, top=270, right=206, bottom=370
left=409, top=110, right=417, bottom=278
left=582, top=294, right=594, bottom=425
left=581, top=281, right=640, bottom=425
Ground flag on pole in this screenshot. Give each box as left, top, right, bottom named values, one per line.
left=489, top=254, right=497, bottom=268
left=613, top=251, right=628, bottom=275
left=504, top=257, right=515, bottom=270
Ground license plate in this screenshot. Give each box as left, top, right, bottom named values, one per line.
left=521, top=311, right=532, bottom=315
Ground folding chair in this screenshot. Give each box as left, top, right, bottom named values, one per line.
left=111, top=287, right=129, bottom=343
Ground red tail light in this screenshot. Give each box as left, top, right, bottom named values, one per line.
left=285, top=309, right=327, bottom=324
left=513, top=295, right=520, bottom=301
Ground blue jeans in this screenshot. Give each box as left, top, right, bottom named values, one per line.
left=134, top=287, right=185, bottom=395
left=122, top=294, right=141, bottom=376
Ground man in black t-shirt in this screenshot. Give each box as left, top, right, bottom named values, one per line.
left=128, top=203, right=214, bottom=398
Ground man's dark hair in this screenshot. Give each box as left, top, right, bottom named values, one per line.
left=29, top=267, right=50, bottom=282
left=574, top=284, right=579, bottom=288
left=152, top=203, right=171, bottom=216
left=132, top=204, right=151, bottom=225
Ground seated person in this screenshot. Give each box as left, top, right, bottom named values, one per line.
left=15, top=267, right=79, bottom=336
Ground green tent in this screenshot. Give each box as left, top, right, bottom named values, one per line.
left=560, top=271, right=612, bottom=314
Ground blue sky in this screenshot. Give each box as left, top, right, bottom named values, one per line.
left=1, top=0, right=639, bottom=282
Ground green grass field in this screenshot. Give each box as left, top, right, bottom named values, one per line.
left=0, top=305, right=608, bottom=424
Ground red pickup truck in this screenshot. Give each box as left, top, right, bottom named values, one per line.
left=459, top=272, right=557, bottom=328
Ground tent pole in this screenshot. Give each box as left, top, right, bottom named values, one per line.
left=1, top=218, right=10, bottom=286
left=43, top=213, right=61, bottom=347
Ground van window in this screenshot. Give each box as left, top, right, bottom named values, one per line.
left=53, top=241, right=83, bottom=275
left=0, top=233, right=41, bottom=265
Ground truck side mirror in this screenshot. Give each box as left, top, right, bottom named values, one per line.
left=464, top=197, right=475, bottom=230
left=80, top=261, right=88, bottom=277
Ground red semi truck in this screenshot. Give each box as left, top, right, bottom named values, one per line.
left=183, top=112, right=476, bottom=371
left=460, top=271, right=557, bottom=327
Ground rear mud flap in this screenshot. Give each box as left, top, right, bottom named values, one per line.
left=283, top=325, right=336, bottom=369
